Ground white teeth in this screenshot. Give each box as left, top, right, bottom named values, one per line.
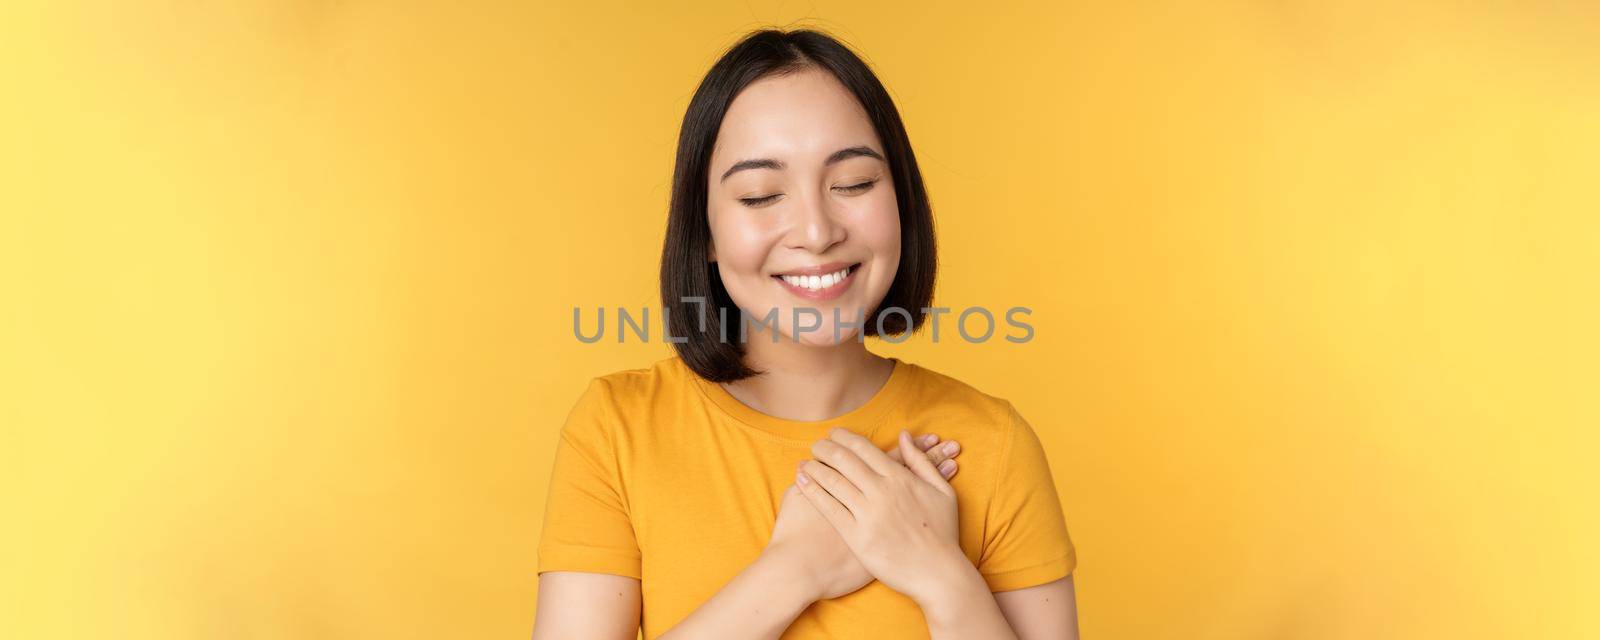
left=781, top=266, right=854, bottom=290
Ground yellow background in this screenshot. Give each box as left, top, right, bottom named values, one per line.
left=4, top=1, right=1597, bottom=638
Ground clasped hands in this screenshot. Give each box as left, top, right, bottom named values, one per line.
left=764, top=428, right=969, bottom=608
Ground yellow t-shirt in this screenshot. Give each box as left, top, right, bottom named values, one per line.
left=537, top=356, right=1076, bottom=638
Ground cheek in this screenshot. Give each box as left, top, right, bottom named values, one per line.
left=858, top=195, right=902, bottom=273
left=708, top=209, right=779, bottom=280
left=861, top=210, right=900, bottom=257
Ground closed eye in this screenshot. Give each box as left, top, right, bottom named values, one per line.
left=835, top=179, right=877, bottom=195
left=737, top=180, right=879, bottom=208
left=739, top=194, right=781, bottom=207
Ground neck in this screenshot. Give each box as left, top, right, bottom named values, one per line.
left=720, top=330, right=895, bottom=422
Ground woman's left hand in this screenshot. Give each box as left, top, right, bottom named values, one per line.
left=795, top=427, right=968, bottom=606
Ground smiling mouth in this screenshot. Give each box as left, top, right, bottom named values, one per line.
left=772, top=263, right=860, bottom=293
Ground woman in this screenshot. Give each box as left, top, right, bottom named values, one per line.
left=534, top=28, right=1079, bottom=639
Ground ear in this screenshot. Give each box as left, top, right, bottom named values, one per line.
left=707, top=237, right=717, bottom=263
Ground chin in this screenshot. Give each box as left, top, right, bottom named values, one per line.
left=786, top=325, right=861, bottom=347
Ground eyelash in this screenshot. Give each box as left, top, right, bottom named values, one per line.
left=739, top=180, right=877, bottom=207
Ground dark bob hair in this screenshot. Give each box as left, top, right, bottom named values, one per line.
left=660, top=28, right=937, bottom=383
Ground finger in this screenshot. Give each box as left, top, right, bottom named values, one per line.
left=939, top=458, right=959, bottom=481
left=828, top=427, right=898, bottom=476
left=898, top=429, right=949, bottom=488
left=812, top=438, right=882, bottom=489
left=924, top=439, right=962, bottom=467
left=885, top=432, right=940, bottom=464
left=795, top=469, right=854, bottom=532
left=798, top=459, right=865, bottom=513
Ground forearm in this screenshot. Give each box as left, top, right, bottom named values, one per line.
left=915, top=556, right=1019, bottom=640
left=657, top=552, right=816, bottom=640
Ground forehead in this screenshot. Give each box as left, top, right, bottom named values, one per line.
left=711, top=67, right=880, bottom=165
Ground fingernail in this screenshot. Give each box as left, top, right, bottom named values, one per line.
left=797, top=471, right=810, bottom=485
left=922, top=434, right=939, bottom=446
left=939, top=460, right=956, bottom=476
left=943, top=441, right=960, bottom=456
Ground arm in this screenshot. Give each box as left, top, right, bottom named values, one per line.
left=656, top=552, right=818, bottom=640
left=926, top=403, right=1080, bottom=638
left=916, top=567, right=1079, bottom=640
left=531, top=546, right=815, bottom=640
left=531, top=553, right=817, bottom=640
left=531, top=572, right=642, bottom=640
left=536, top=379, right=645, bottom=640
left=995, top=576, right=1079, bottom=640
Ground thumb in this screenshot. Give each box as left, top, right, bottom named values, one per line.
left=899, top=429, right=948, bottom=488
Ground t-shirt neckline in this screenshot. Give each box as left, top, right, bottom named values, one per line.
left=688, top=357, right=913, bottom=444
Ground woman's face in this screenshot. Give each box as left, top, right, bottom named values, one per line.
left=706, top=67, right=901, bottom=346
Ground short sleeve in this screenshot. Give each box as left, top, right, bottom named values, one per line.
left=537, top=378, right=642, bottom=579
left=976, top=402, right=1077, bottom=592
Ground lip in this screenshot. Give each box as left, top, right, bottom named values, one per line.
left=771, top=261, right=856, bottom=277
left=772, top=262, right=860, bottom=301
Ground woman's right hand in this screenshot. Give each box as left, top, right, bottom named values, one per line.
left=762, top=432, right=964, bottom=602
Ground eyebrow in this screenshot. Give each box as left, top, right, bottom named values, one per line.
left=718, top=145, right=886, bottom=183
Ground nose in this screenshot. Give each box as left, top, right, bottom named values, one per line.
left=784, top=189, right=848, bottom=254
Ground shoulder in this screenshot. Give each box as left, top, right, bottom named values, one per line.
left=564, top=357, right=697, bottom=429
left=896, top=361, right=1051, bottom=476
left=558, top=358, right=691, bottom=456
left=582, top=356, right=695, bottom=401
left=899, top=360, right=1021, bottom=430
